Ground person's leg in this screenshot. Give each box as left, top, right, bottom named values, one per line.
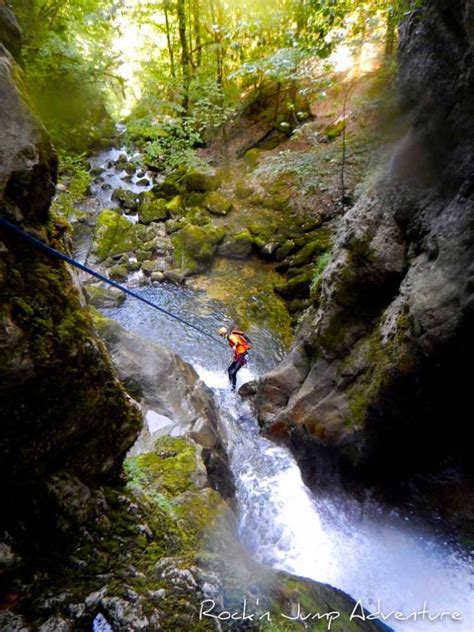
left=228, top=360, right=238, bottom=389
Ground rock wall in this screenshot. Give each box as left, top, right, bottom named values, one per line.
left=0, top=10, right=141, bottom=558
left=255, top=0, right=474, bottom=524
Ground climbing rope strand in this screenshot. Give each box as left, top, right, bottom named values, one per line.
left=0, top=216, right=227, bottom=349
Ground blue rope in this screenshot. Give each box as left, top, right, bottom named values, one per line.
left=0, top=215, right=227, bottom=349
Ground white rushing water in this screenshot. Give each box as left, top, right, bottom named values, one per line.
left=196, top=365, right=474, bottom=632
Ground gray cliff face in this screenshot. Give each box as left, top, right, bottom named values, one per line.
left=255, top=0, right=474, bottom=520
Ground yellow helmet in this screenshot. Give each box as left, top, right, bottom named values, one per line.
left=217, top=326, right=228, bottom=337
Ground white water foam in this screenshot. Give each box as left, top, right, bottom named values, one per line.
left=196, top=366, right=474, bottom=632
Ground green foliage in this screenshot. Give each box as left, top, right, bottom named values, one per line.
left=126, top=116, right=207, bottom=173
left=51, top=152, right=91, bottom=219
left=310, top=252, right=332, bottom=295
left=12, top=0, right=117, bottom=150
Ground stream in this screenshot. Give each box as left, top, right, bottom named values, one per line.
left=86, top=143, right=473, bottom=631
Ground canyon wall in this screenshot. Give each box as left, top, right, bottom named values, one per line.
left=256, top=0, right=474, bottom=525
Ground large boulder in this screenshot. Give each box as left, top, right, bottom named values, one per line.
left=90, top=209, right=145, bottom=261
left=94, top=315, right=235, bottom=498
left=255, top=0, right=474, bottom=525
left=138, top=192, right=169, bottom=224
left=184, top=170, right=221, bottom=192
left=172, top=223, right=225, bottom=272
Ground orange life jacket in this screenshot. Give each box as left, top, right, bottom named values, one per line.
left=227, top=330, right=252, bottom=357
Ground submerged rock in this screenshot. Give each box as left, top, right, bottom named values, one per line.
left=86, top=285, right=126, bottom=308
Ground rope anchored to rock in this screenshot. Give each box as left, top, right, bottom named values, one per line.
left=0, top=215, right=227, bottom=349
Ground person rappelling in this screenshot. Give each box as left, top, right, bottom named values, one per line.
left=218, top=327, right=252, bottom=391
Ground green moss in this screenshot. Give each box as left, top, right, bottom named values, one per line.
left=184, top=171, right=221, bottom=192
left=263, top=178, right=292, bottom=211
left=288, top=235, right=332, bottom=268
left=275, top=239, right=296, bottom=261
left=234, top=180, right=254, bottom=199
left=165, top=195, right=184, bottom=217
left=111, top=188, right=139, bottom=210
left=324, top=118, right=346, bottom=140
left=108, top=264, right=128, bottom=281
left=342, top=311, right=417, bottom=428
left=310, top=251, right=332, bottom=296
left=218, top=229, right=255, bottom=259
left=51, top=160, right=91, bottom=220
left=172, top=224, right=225, bottom=272
left=126, top=437, right=198, bottom=498
left=203, top=191, right=233, bottom=216
left=91, top=210, right=142, bottom=261
left=138, top=193, right=169, bottom=224
left=243, top=148, right=260, bottom=170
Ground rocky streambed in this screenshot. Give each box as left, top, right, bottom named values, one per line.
left=67, top=137, right=333, bottom=337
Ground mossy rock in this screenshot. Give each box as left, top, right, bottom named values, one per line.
left=276, top=268, right=313, bottom=299
left=138, top=193, right=169, bottom=224
left=111, top=188, right=139, bottom=211
left=141, top=260, right=163, bottom=275
left=92, top=210, right=141, bottom=261
left=324, top=118, right=346, bottom=140
left=172, top=224, right=225, bottom=272
left=166, top=217, right=187, bottom=234
left=86, top=285, right=126, bottom=308
left=165, top=195, right=183, bottom=217
left=275, top=239, right=297, bottom=261
left=185, top=208, right=210, bottom=226
left=288, top=235, right=332, bottom=268
left=152, top=179, right=182, bottom=200
left=203, top=191, right=233, bottom=216
left=125, top=161, right=137, bottom=175
left=247, top=221, right=278, bottom=241
left=127, top=436, right=201, bottom=498
left=234, top=180, right=254, bottom=199
left=243, top=148, right=260, bottom=170
left=184, top=170, right=221, bottom=192
left=135, top=249, right=148, bottom=263
left=263, top=180, right=292, bottom=211
left=108, top=264, right=128, bottom=281
left=217, top=229, right=255, bottom=259
left=127, top=260, right=141, bottom=272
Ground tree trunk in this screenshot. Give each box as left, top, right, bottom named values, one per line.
left=177, top=0, right=190, bottom=114
left=163, top=1, right=176, bottom=79
left=192, top=0, right=201, bottom=68
left=210, top=0, right=225, bottom=89
left=384, top=8, right=397, bottom=62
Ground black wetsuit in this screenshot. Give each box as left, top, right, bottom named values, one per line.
left=228, top=353, right=248, bottom=390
